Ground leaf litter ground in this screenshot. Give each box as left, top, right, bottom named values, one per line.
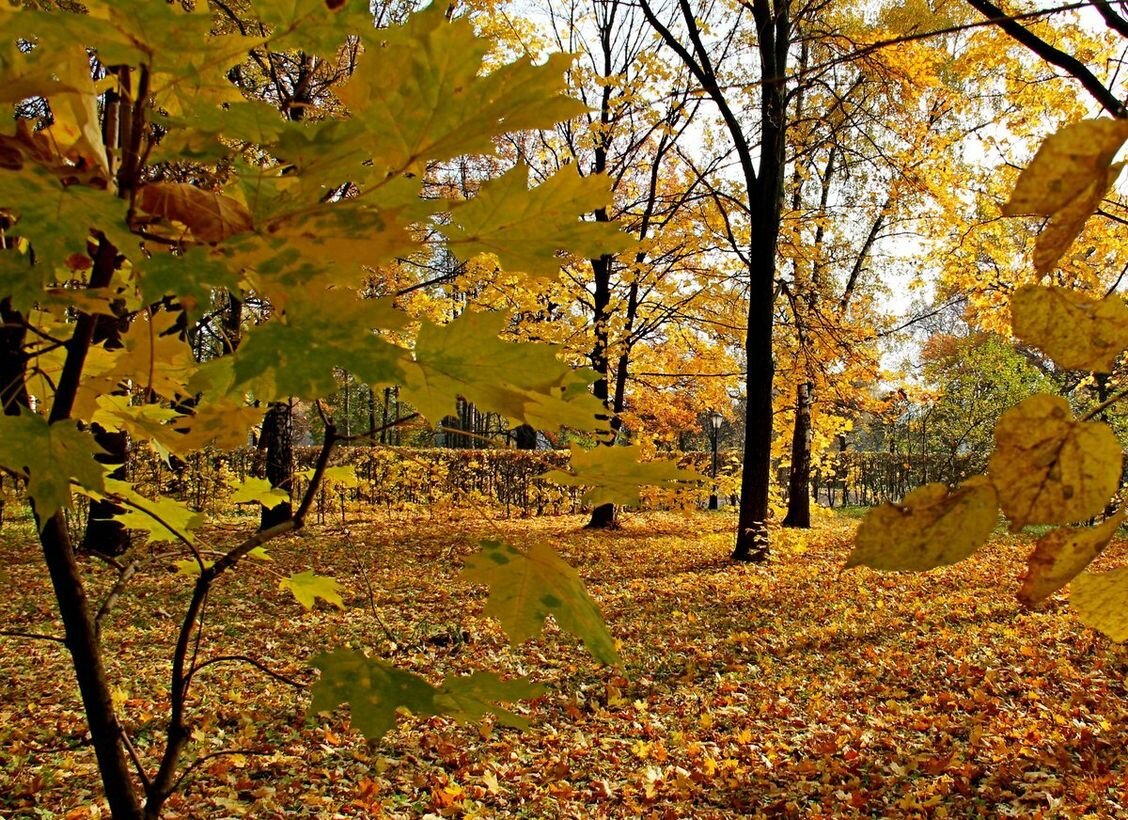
left=3, top=508, right=1128, bottom=817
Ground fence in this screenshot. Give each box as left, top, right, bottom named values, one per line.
left=810, top=451, right=976, bottom=507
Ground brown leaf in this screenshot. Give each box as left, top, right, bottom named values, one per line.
left=1019, top=512, right=1125, bottom=606
left=137, top=182, right=253, bottom=243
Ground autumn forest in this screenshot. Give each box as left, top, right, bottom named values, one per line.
left=3, top=0, right=1128, bottom=816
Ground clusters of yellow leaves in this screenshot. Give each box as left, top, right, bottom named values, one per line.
left=856, top=116, right=1128, bottom=643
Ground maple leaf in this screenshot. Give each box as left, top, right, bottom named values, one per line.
left=91, top=395, right=183, bottom=452
left=402, top=310, right=605, bottom=432
left=336, top=5, right=587, bottom=175
left=96, top=478, right=206, bottom=544
left=1010, top=285, right=1128, bottom=373
left=280, top=570, right=345, bottom=610
left=987, top=394, right=1121, bottom=528
left=1002, top=118, right=1128, bottom=273
left=847, top=476, right=999, bottom=572
left=443, top=164, right=634, bottom=278
left=137, top=182, right=254, bottom=244
left=460, top=539, right=619, bottom=665
left=1020, top=512, right=1125, bottom=606
left=539, top=444, right=704, bottom=508
left=309, top=649, right=438, bottom=740
left=169, top=399, right=264, bottom=455
left=228, top=477, right=290, bottom=507
left=434, top=672, right=545, bottom=730
left=99, top=310, right=198, bottom=402
left=229, top=294, right=410, bottom=401
left=0, top=412, right=105, bottom=526
left=0, top=168, right=134, bottom=310
left=309, top=649, right=543, bottom=741
left=133, top=246, right=243, bottom=319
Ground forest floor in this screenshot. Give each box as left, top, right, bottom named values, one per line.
left=3, top=507, right=1128, bottom=818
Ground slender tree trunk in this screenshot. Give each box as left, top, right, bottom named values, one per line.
left=586, top=249, right=619, bottom=529
left=782, top=382, right=813, bottom=527
left=39, top=240, right=144, bottom=817
left=733, top=0, right=790, bottom=562
left=258, top=401, right=293, bottom=530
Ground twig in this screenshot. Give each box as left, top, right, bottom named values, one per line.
left=119, top=727, right=152, bottom=790
left=334, top=413, right=420, bottom=443
left=169, top=748, right=266, bottom=796
left=95, top=559, right=139, bottom=633
left=349, top=543, right=398, bottom=644
left=186, top=654, right=307, bottom=689
left=0, top=629, right=66, bottom=644
left=1083, top=384, right=1128, bottom=421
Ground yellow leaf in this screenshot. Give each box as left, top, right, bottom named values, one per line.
left=43, top=47, right=110, bottom=179
left=846, top=476, right=998, bottom=571
left=1072, top=567, right=1128, bottom=641
left=228, top=477, right=289, bottom=507
left=1003, top=119, right=1128, bottom=273
left=1019, top=512, right=1125, bottom=606
left=103, top=310, right=196, bottom=400
left=1011, top=285, right=1128, bottom=373
left=988, top=394, right=1122, bottom=528
left=279, top=570, right=345, bottom=610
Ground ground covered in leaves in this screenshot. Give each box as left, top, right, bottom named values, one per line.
left=3, top=507, right=1128, bottom=818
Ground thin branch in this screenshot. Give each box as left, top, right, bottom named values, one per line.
left=335, top=412, right=420, bottom=443
left=0, top=629, right=66, bottom=644
left=169, top=748, right=266, bottom=796
left=186, top=654, right=307, bottom=690
left=966, top=0, right=1127, bottom=118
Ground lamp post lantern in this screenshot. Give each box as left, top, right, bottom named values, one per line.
left=708, top=412, right=723, bottom=510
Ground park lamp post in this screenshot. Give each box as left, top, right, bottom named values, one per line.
left=708, top=411, right=723, bottom=510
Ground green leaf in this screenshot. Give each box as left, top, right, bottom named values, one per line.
left=988, top=394, right=1122, bottom=528
left=1071, top=566, right=1128, bottom=642
left=846, top=476, right=999, bottom=572
left=309, top=649, right=438, bottom=741
left=539, top=444, right=704, bottom=508
left=443, top=164, right=633, bottom=278
left=0, top=412, right=105, bottom=526
left=229, top=294, right=410, bottom=401
left=252, top=0, right=363, bottom=57
left=132, top=246, right=243, bottom=321
left=1020, top=512, right=1125, bottom=606
left=309, top=649, right=545, bottom=740
left=435, top=672, right=544, bottom=730
left=338, top=5, right=587, bottom=175
left=460, top=539, right=618, bottom=665
left=1011, top=285, right=1128, bottom=373
left=228, top=477, right=290, bottom=507
left=0, top=168, right=134, bottom=310
left=402, top=310, right=605, bottom=432
left=280, top=570, right=345, bottom=610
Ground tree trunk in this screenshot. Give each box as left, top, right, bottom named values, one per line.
left=81, top=427, right=132, bottom=556
left=586, top=249, right=619, bottom=530
left=257, top=401, right=293, bottom=530
left=514, top=424, right=537, bottom=449
left=782, top=382, right=813, bottom=528
left=732, top=0, right=790, bottom=562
